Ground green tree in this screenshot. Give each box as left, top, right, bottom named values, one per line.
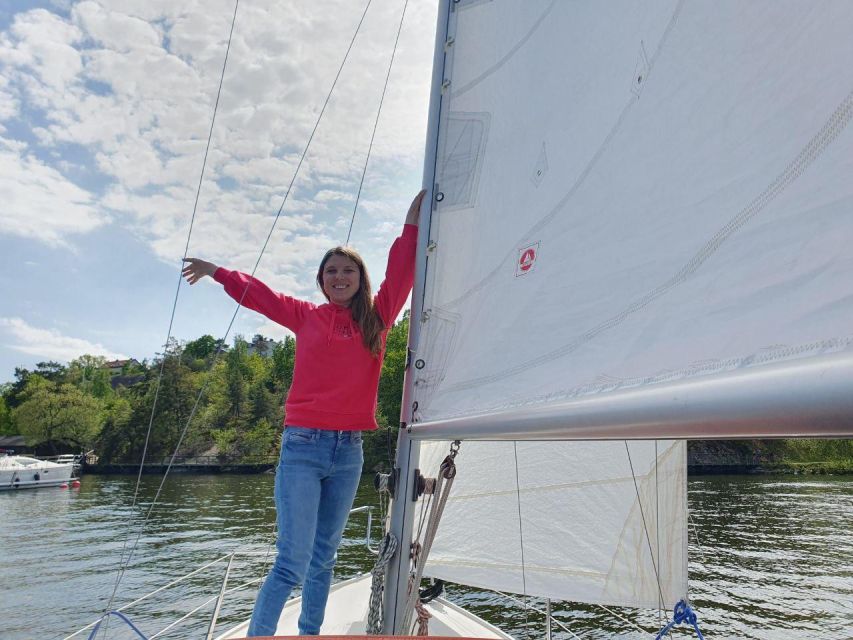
left=0, top=394, right=13, bottom=436
left=34, top=361, right=67, bottom=381
left=185, top=334, right=219, bottom=360
left=96, top=395, right=133, bottom=462
left=13, top=378, right=103, bottom=451
left=269, top=336, right=295, bottom=392
left=67, top=355, right=113, bottom=398
left=225, top=337, right=251, bottom=421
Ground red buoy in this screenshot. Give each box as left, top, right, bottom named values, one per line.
left=71, top=480, right=81, bottom=488
left=60, top=483, right=68, bottom=489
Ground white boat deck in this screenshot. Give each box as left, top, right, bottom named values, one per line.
left=216, top=573, right=512, bottom=639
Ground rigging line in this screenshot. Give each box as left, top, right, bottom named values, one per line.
left=512, top=442, right=530, bottom=627
left=345, top=0, right=411, bottom=246
left=103, top=0, right=241, bottom=621
left=623, top=441, right=668, bottom=610
left=104, top=0, right=376, bottom=608
left=595, top=603, right=654, bottom=635
left=655, top=440, right=663, bottom=625
left=491, top=590, right=582, bottom=640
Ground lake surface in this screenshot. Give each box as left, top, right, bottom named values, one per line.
left=1, top=473, right=850, bottom=639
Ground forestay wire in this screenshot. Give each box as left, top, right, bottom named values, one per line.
left=103, top=0, right=242, bottom=622
left=102, top=0, right=377, bottom=624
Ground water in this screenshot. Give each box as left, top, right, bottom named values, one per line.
left=1, top=474, right=850, bottom=639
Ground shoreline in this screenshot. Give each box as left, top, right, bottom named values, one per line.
left=85, top=461, right=853, bottom=476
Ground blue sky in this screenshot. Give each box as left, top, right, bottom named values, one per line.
left=0, top=0, right=436, bottom=381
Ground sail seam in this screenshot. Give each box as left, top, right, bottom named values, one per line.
left=449, top=0, right=559, bottom=99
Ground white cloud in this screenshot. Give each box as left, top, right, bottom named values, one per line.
left=0, top=317, right=127, bottom=362
left=0, top=141, right=106, bottom=246
left=0, top=0, right=435, bottom=301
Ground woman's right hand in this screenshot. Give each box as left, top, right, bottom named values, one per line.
left=182, top=258, right=218, bottom=285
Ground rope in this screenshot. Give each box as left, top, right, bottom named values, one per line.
left=655, top=599, right=705, bottom=640
left=414, top=599, right=431, bottom=636
left=345, top=0, right=411, bottom=245
left=86, top=611, right=148, bottom=640
left=367, top=532, right=399, bottom=634
left=401, top=441, right=460, bottom=633
left=103, top=0, right=241, bottom=623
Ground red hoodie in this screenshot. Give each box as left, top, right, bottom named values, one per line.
left=213, top=224, right=417, bottom=430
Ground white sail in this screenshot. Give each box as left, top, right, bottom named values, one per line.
left=419, top=439, right=688, bottom=609
left=410, top=0, right=853, bottom=427
left=401, top=0, right=853, bottom=612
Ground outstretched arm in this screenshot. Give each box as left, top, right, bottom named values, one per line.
left=182, top=258, right=312, bottom=332
left=374, top=190, right=423, bottom=326
left=182, top=258, right=218, bottom=285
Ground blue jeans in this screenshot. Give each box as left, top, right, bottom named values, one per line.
left=247, top=426, right=364, bottom=637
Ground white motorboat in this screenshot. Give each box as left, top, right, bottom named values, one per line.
left=0, top=455, right=75, bottom=490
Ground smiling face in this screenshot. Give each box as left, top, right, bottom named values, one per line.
left=320, top=253, right=361, bottom=306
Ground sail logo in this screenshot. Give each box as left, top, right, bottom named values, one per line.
left=516, top=242, right=539, bottom=276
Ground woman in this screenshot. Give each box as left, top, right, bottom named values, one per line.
left=182, top=190, right=424, bottom=636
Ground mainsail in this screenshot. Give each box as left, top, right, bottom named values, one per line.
left=411, top=0, right=853, bottom=430
left=394, top=0, right=853, bottom=620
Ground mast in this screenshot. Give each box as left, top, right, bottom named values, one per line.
left=382, top=0, right=452, bottom=634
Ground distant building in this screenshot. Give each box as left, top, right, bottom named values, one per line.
left=103, top=358, right=141, bottom=375
left=0, top=435, right=31, bottom=455
left=247, top=336, right=275, bottom=357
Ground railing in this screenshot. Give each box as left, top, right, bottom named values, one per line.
left=63, top=505, right=378, bottom=640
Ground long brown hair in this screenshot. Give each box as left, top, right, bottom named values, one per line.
left=316, top=246, right=385, bottom=356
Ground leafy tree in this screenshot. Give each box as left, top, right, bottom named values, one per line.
left=67, top=355, right=112, bottom=398
left=0, top=395, right=13, bottom=436
left=185, top=334, right=219, bottom=360
left=96, top=395, right=133, bottom=462
left=34, top=361, right=67, bottom=381
left=212, top=427, right=238, bottom=460
left=240, top=418, right=278, bottom=459
left=269, top=337, right=295, bottom=392
left=225, top=337, right=251, bottom=420
left=121, top=353, right=204, bottom=462
left=13, top=378, right=103, bottom=451
left=5, top=367, right=33, bottom=409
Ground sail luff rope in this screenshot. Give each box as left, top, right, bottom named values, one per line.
left=345, top=0, right=411, bottom=245
left=624, top=441, right=668, bottom=611
left=102, top=0, right=376, bottom=616
left=103, top=0, right=241, bottom=623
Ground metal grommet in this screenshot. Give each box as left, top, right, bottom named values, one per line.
left=435, top=192, right=445, bottom=202
left=415, top=359, right=425, bottom=369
